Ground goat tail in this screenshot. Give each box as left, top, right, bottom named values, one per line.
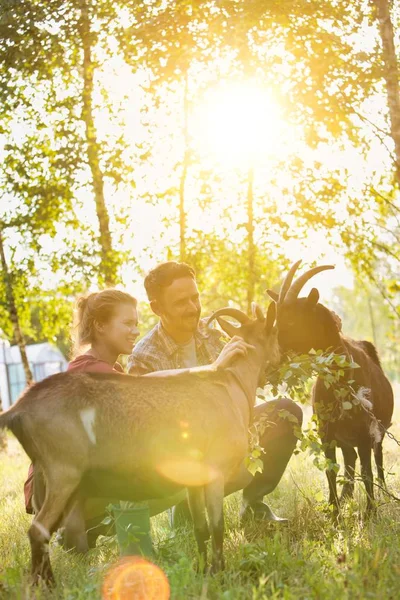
left=0, top=405, right=38, bottom=461
left=0, top=406, right=24, bottom=443
left=0, top=408, right=13, bottom=431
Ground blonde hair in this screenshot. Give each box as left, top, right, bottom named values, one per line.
left=72, top=289, right=137, bottom=356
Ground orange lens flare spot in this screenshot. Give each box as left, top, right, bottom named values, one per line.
left=102, top=557, right=170, bottom=600
left=157, top=459, right=218, bottom=486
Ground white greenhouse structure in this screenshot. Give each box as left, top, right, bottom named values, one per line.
left=0, top=338, right=67, bottom=410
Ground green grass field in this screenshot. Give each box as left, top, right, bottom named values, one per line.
left=0, top=404, right=399, bottom=600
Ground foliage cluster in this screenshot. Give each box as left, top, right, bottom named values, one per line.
left=247, top=350, right=369, bottom=477
left=0, top=0, right=399, bottom=360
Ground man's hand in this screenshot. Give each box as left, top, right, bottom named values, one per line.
left=213, top=336, right=256, bottom=369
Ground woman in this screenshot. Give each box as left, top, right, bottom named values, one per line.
left=24, top=290, right=140, bottom=543
left=24, top=288, right=251, bottom=546
left=67, top=289, right=139, bottom=374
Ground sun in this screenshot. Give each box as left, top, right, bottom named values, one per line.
left=192, top=81, right=286, bottom=167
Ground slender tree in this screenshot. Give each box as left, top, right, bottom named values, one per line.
left=179, top=72, right=190, bottom=262
left=246, top=166, right=255, bottom=315
left=372, top=0, right=400, bottom=185
left=79, top=0, right=116, bottom=286
left=0, top=226, right=33, bottom=385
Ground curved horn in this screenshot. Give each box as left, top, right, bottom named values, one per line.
left=206, top=307, right=251, bottom=327
left=284, top=265, right=335, bottom=304
left=278, top=260, right=302, bottom=304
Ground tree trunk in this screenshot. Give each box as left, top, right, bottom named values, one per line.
left=367, top=296, right=377, bottom=346
left=80, top=0, right=116, bottom=286
left=0, top=228, right=33, bottom=386
left=246, top=166, right=255, bottom=315
left=372, top=0, right=400, bottom=185
left=0, top=389, right=6, bottom=448
left=179, top=72, right=190, bottom=262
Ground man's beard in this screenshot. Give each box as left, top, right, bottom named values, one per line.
left=181, top=313, right=200, bottom=331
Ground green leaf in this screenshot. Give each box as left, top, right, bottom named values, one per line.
left=246, top=457, right=264, bottom=476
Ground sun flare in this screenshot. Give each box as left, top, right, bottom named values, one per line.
left=193, top=81, right=286, bottom=167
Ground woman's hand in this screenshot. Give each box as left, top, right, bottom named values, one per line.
left=213, top=336, right=256, bottom=370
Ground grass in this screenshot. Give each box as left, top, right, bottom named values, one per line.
left=0, top=404, right=399, bottom=600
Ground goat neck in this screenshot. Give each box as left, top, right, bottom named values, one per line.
left=208, top=304, right=278, bottom=419
left=225, top=344, right=265, bottom=412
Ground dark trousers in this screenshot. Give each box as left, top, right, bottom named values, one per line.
left=242, top=399, right=302, bottom=504
left=173, top=398, right=303, bottom=524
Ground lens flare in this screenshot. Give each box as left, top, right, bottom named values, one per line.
left=102, top=557, right=170, bottom=600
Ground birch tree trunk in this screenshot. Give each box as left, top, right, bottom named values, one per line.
left=80, top=0, right=116, bottom=286
left=372, top=0, right=400, bottom=185
left=0, top=389, right=5, bottom=447
left=179, top=73, right=190, bottom=262
left=0, top=227, right=33, bottom=386
left=246, top=166, right=255, bottom=315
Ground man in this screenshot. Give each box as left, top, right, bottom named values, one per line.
left=128, top=261, right=303, bottom=523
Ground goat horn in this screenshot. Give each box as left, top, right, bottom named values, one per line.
left=206, top=307, right=251, bottom=327
left=284, top=265, right=335, bottom=304
left=278, top=260, right=302, bottom=304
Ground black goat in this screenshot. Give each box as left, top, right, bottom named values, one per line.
left=268, top=261, right=394, bottom=512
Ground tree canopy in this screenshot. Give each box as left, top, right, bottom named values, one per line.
left=0, top=0, right=398, bottom=366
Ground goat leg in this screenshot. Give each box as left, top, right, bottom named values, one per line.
left=29, top=469, right=81, bottom=586
left=29, top=523, right=55, bottom=587
left=324, top=446, right=339, bottom=514
left=187, top=487, right=209, bottom=572
left=373, top=440, right=385, bottom=487
left=205, top=476, right=225, bottom=573
left=340, top=445, right=357, bottom=502
left=62, top=497, right=89, bottom=553
left=358, top=443, right=375, bottom=514
left=32, top=466, right=46, bottom=513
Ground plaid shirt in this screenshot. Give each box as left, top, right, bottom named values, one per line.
left=128, top=319, right=225, bottom=375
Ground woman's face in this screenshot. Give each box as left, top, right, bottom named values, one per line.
left=97, top=303, right=140, bottom=355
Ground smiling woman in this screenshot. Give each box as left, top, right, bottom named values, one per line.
left=192, top=80, right=288, bottom=167
left=70, top=289, right=140, bottom=366
left=23, top=289, right=140, bottom=525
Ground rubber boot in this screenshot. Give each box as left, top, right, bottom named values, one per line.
left=112, top=504, right=154, bottom=557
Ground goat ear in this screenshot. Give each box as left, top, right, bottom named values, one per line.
left=266, top=289, right=279, bottom=302
left=216, top=316, right=239, bottom=338
left=265, top=301, right=276, bottom=333
left=251, top=302, right=264, bottom=321
left=307, top=288, right=319, bottom=305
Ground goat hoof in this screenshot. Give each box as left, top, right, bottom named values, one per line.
left=327, top=503, right=340, bottom=523
left=363, top=506, right=377, bottom=521
left=196, top=558, right=207, bottom=575
left=31, top=571, right=55, bottom=588
left=210, top=559, right=225, bottom=574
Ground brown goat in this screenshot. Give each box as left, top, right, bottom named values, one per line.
left=268, top=262, right=394, bottom=513
left=0, top=303, right=279, bottom=585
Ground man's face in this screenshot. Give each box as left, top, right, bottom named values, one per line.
left=152, top=277, right=201, bottom=334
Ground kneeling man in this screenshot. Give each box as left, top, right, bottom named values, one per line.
left=128, top=261, right=303, bottom=523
